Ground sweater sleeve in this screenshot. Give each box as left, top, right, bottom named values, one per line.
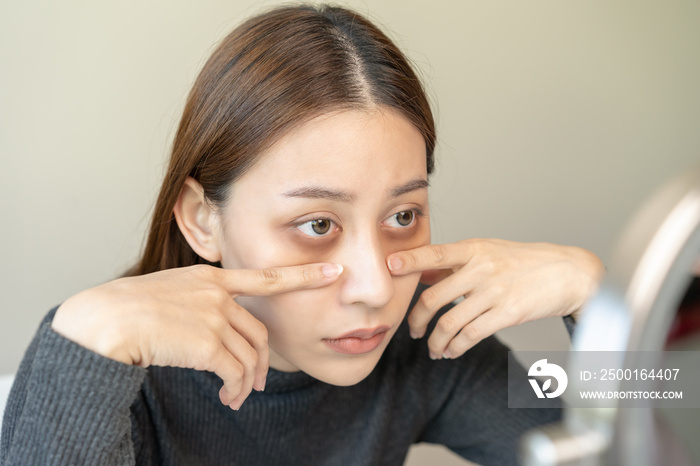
left=1, top=308, right=147, bottom=466
left=563, top=314, right=576, bottom=338
left=418, top=335, right=562, bottom=466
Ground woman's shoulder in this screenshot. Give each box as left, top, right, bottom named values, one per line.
left=14, top=305, right=147, bottom=396
left=1, top=306, right=148, bottom=464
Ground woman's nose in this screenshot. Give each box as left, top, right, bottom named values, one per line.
left=337, top=234, right=394, bottom=309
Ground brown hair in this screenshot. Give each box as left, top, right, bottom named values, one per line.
left=128, top=4, right=436, bottom=276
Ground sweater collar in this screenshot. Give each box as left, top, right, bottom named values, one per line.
left=263, top=368, right=319, bottom=393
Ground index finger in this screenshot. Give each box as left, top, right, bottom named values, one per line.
left=386, top=243, right=472, bottom=276
left=220, top=263, right=344, bottom=296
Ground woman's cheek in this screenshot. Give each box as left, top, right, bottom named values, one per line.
left=235, top=293, right=295, bottom=330
left=222, top=231, right=336, bottom=270
left=276, top=236, right=340, bottom=265
left=393, top=271, right=422, bottom=305
left=381, top=220, right=431, bottom=257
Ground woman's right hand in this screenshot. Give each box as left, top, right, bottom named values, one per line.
left=51, top=263, right=343, bottom=410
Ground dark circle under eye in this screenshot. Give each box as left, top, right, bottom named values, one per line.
left=395, top=211, right=414, bottom=226
left=311, top=219, right=331, bottom=235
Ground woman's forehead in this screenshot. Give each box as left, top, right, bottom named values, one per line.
left=243, top=108, right=428, bottom=191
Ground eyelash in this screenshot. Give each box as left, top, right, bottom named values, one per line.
left=295, top=208, right=425, bottom=238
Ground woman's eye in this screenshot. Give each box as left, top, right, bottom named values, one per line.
left=386, top=210, right=415, bottom=228
left=297, top=218, right=334, bottom=237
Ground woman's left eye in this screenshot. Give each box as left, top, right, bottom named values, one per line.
left=296, top=218, right=336, bottom=237
left=385, top=210, right=416, bottom=228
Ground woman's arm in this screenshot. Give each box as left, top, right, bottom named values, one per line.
left=51, top=263, right=341, bottom=409
left=1, top=309, right=146, bottom=465
left=2, top=262, right=342, bottom=465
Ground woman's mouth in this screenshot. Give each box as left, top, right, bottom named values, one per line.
left=323, top=326, right=391, bottom=355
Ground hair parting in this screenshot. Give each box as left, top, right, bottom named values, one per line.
left=126, top=4, right=436, bottom=276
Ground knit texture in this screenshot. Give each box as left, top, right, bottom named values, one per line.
left=2, top=287, right=571, bottom=465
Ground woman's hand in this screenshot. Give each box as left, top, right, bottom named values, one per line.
left=52, top=263, right=343, bottom=410
left=386, top=239, right=604, bottom=360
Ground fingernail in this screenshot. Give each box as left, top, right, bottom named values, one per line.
left=442, top=350, right=453, bottom=359
left=429, top=351, right=439, bottom=360
left=409, top=329, right=422, bottom=339
left=322, top=264, right=343, bottom=278
left=254, top=377, right=266, bottom=392
left=230, top=399, right=244, bottom=411
left=387, top=257, right=403, bottom=272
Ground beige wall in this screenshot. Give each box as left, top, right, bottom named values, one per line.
left=1, top=1, right=699, bottom=463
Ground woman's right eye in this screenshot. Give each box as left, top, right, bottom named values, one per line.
left=296, top=218, right=336, bottom=237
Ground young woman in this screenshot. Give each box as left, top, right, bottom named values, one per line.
left=0, top=4, right=603, bottom=465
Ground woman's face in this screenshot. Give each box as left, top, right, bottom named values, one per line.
left=215, top=107, right=430, bottom=386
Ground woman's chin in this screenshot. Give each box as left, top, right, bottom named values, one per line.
left=304, top=352, right=384, bottom=387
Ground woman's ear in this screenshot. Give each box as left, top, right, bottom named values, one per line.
left=173, top=177, right=222, bottom=263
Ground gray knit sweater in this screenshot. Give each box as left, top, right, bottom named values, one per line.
left=1, top=288, right=570, bottom=465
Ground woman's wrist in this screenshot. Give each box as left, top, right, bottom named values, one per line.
left=566, top=246, right=605, bottom=320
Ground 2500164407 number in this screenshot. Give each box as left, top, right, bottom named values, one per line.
left=600, top=368, right=680, bottom=381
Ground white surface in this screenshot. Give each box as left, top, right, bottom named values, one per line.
left=406, top=444, right=478, bottom=466
left=0, top=374, right=15, bottom=424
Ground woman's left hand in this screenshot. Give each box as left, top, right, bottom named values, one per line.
left=386, top=238, right=604, bottom=360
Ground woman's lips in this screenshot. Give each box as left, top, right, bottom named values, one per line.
left=324, top=326, right=390, bottom=355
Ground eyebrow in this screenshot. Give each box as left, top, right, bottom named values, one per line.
left=283, top=186, right=355, bottom=203
left=282, top=178, right=429, bottom=203
left=389, top=178, right=429, bottom=198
